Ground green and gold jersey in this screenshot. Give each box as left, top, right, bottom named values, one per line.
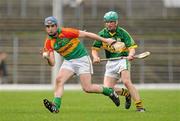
left=44, top=28, right=88, bottom=60
left=92, top=27, right=137, bottom=58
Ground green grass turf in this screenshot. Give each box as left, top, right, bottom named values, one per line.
left=0, top=90, right=179, bottom=121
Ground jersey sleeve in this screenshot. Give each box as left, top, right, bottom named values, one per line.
left=121, top=28, right=138, bottom=49
left=60, top=28, right=79, bottom=38
left=91, top=31, right=104, bottom=50
left=44, top=38, right=53, bottom=52
left=92, top=40, right=102, bottom=50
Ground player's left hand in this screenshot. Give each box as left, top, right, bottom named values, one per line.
left=93, top=57, right=101, bottom=63
left=126, top=55, right=134, bottom=61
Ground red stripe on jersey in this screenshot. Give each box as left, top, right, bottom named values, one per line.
left=44, top=38, right=53, bottom=51
left=59, top=28, right=79, bottom=38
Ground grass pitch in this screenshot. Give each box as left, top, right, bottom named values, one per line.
left=0, top=90, right=179, bottom=121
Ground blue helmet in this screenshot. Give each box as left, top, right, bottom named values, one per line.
left=104, top=11, right=118, bottom=21
left=44, top=16, right=58, bottom=25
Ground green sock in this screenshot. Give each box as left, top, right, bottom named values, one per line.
left=53, top=97, right=61, bottom=109
left=102, top=87, right=113, bottom=96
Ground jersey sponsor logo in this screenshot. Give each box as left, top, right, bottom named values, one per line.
left=102, top=42, right=117, bottom=52
left=56, top=38, right=80, bottom=56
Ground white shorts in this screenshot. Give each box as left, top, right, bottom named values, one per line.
left=60, top=56, right=93, bottom=76
left=105, top=59, right=130, bottom=79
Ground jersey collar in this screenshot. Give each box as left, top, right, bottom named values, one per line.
left=48, top=28, right=62, bottom=39
left=105, top=28, right=117, bottom=36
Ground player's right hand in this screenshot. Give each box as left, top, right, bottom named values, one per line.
left=40, top=48, right=48, bottom=54
left=93, top=57, right=101, bottom=63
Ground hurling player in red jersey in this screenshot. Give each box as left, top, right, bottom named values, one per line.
left=42, top=16, right=120, bottom=113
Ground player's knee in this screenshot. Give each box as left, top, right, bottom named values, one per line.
left=123, top=80, right=133, bottom=87
left=56, top=76, right=64, bottom=85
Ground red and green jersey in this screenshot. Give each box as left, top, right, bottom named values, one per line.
left=92, top=27, right=137, bottom=58
left=44, top=28, right=88, bottom=60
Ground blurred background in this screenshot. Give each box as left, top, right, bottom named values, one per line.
left=0, top=0, right=179, bottom=86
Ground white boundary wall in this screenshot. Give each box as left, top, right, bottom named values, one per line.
left=0, top=83, right=180, bottom=91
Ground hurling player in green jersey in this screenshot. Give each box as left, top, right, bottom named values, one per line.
left=92, top=11, right=145, bottom=112
left=42, top=16, right=120, bottom=113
